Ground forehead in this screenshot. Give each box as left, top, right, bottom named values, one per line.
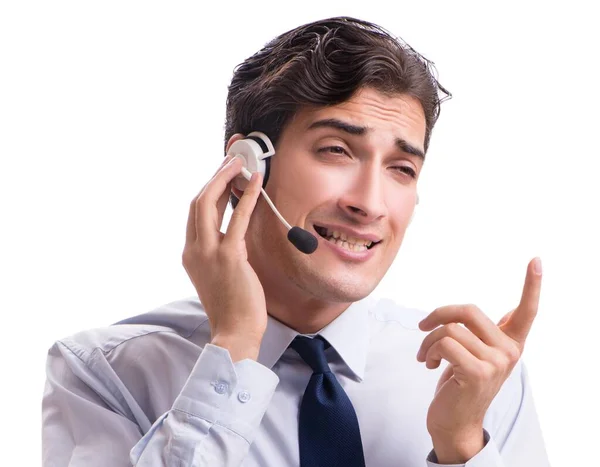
left=291, top=87, right=426, bottom=152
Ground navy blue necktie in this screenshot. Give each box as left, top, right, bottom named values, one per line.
left=290, top=335, right=366, bottom=467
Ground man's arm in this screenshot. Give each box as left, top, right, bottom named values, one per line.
left=425, top=357, right=550, bottom=466
left=43, top=153, right=277, bottom=466
left=42, top=339, right=279, bottom=466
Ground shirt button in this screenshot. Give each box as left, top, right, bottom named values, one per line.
left=212, top=381, right=229, bottom=395
left=238, top=390, right=251, bottom=403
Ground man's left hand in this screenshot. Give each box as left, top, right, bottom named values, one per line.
left=416, top=257, right=543, bottom=462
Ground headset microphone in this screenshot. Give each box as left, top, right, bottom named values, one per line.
left=228, top=132, right=319, bottom=255
left=238, top=166, right=318, bottom=254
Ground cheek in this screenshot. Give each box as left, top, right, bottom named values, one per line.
left=304, top=170, right=343, bottom=198
left=387, top=202, right=413, bottom=243
left=387, top=195, right=414, bottom=224
left=270, top=155, right=340, bottom=204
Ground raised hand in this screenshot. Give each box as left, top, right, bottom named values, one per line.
left=416, top=257, right=543, bottom=462
left=182, top=153, right=266, bottom=362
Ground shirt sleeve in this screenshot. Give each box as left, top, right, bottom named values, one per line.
left=42, top=341, right=279, bottom=467
left=424, top=358, right=550, bottom=467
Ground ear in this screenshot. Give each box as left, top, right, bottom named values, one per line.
left=226, top=133, right=246, bottom=199
left=225, top=133, right=245, bottom=154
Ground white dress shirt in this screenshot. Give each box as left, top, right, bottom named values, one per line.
left=42, top=295, right=550, bottom=466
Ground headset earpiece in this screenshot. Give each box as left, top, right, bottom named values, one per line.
left=226, top=131, right=276, bottom=192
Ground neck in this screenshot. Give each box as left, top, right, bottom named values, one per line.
left=262, top=276, right=352, bottom=334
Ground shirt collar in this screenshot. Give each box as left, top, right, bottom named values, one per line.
left=257, top=295, right=375, bottom=382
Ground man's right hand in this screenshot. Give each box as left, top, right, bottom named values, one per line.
left=182, top=153, right=267, bottom=362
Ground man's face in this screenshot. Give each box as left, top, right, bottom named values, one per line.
left=242, top=87, right=426, bottom=304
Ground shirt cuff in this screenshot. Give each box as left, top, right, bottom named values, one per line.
left=426, top=429, right=503, bottom=467
left=172, top=343, right=280, bottom=443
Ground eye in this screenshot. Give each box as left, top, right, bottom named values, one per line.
left=392, top=166, right=417, bottom=179
left=318, top=146, right=349, bottom=156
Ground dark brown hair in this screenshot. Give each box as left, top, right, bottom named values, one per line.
left=225, top=16, right=451, bottom=206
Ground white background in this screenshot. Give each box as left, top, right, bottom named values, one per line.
left=1, top=1, right=598, bottom=465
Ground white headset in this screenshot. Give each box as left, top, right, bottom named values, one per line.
left=226, top=131, right=275, bottom=192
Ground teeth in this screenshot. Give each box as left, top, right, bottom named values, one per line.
left=326, top=237, right=368, bottom=252
left=324, top=228, right=374, bottom=248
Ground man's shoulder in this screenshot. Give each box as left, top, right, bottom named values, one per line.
left=54, top=296, right=210, bottom=362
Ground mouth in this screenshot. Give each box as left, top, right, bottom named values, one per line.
left=313, top=224, right=382, bottom=252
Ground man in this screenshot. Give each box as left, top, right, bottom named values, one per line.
left=42, top=16, right=549, bottom=466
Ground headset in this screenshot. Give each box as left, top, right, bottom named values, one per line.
left=226, top=131, right=419, bottom=255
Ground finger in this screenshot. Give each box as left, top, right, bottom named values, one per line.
left=417, top=323, right=492, bottom=363
left=425, top=336, right=481, bottom=374
left=215, top=178, right=233, bottom=233
left=185, top=154, right=234, bottom=245
left=503, top=257, right=543, bottom=344
left=194, top=155, right=244, bottom=247
left=223, top=171, right=263, bottom=245
left=219, top=153, right=233, bottom=168
left=214, top=155, right=238, bottom=233
left=205, top=154, right=237, bottom=193
left=419, top=304, right=504, bottom=347
left=497, top=309, right=515, bottom=328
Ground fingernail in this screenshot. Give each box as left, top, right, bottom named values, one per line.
left=533, top=257, right=542, bottom=275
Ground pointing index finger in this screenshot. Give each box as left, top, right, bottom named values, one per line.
left=504, top=257, right=543, bottom=344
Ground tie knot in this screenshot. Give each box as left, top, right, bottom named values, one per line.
left=290, top=335, right=331, bottom=374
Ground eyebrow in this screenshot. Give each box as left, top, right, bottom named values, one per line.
left=307, top=118, right=426, bottom=161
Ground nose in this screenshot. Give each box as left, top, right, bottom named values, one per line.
left=338, top=163, right=387, bottom=223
